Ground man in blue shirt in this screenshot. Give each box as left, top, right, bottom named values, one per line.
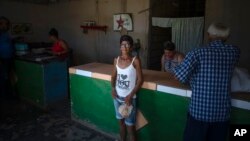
left=0, top=16, right=14, bottom=98
left=174, top=22, right=240, bottom=141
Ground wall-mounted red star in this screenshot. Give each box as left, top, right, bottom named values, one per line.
left=116, top=15, right=124, bottom=29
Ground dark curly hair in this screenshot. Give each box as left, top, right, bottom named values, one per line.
left=49, top=28, right=58, bottom=38
left=120, top=35, right=133, bottom=46
left=163, top=41, right=175, bottom=51
left=0, top=16, right=10, bottom=31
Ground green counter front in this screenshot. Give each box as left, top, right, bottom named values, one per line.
left=69, top=63, right=250, bottom=141
left=15, top=58, right=68, bottom=109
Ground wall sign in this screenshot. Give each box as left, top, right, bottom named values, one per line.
left=11, top=23, right=33, bottom=35
left=113, top=13, right=133, bottom=31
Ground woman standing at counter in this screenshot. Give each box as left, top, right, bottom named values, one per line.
left=48, top=28, right=69, bottom=56
left=111, top=35, right=143, bottom=141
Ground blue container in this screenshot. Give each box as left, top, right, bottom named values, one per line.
left=15, top=43, right=29, bottom=56
left=15, top=43, right=28, bottom=51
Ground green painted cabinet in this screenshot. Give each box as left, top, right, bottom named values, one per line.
left=15, top=59, right=68, bottom=109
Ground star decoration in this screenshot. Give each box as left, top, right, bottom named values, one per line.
left=116, top=15, right=124, bottom=30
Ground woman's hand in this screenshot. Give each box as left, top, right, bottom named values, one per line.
left=125, top=94, right=132, bottom=106
left=111, top=88, right=117, bottom=99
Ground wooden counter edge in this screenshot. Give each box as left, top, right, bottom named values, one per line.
left=69, top=68, right=76, bottom=74
left=92, top=72, right=111, bottom=81
left=69, top=65, right=250, bottom=103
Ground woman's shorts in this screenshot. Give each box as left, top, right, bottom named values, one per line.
left=113, top=97, right=136, bottom=126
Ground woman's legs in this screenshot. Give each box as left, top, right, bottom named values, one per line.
left=127, top=125, right=136, bottom=141
left=119, top=119, right=126, bottom=141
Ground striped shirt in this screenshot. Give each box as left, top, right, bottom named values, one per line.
left=173, top=40, right=240, bottom=122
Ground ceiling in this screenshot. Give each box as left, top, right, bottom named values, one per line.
left=8, top=0, right=72, bottom=5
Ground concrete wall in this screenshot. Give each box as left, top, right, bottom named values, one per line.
left=205, top=0, right=250, bottom=71
left=3, top=0, right=249, bottom=70
left=0, top=0, right=149, bottom=67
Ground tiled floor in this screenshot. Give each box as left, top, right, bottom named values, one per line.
left=0, top=98, right=115, bottom=141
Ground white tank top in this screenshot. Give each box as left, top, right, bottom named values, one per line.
left=115, top=56, right=137, bottom=98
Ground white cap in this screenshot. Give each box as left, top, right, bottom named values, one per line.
left=207, top=22, right=230, bottom=38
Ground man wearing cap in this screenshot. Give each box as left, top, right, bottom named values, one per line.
left=173, top=22, right=240, bottom=141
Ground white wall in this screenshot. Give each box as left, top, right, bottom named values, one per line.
left=0, top=0, right=149, bottom=67
left=205, top=0, right=250, bottom=71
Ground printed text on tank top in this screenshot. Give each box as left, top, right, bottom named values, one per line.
left=115, top=56, right=136, bottom=98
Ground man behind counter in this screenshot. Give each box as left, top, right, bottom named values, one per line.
left=161, top=41, right=184, bottom=73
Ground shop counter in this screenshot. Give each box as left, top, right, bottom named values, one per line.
left=69, top=63, right=250, bottom=141
left=15, top=54, right=68, bottom=109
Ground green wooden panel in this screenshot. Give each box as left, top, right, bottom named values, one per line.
left=70, top=74, right=119, bottom=134
left=231, top=108, right=250, bottom=124
left=70, top=73, right=250, bottom=141
left=137, top=89, right=189, bottom=141
left=70, top=74, right=189, bottom=141
left=15, top=60, right=44, bottom=106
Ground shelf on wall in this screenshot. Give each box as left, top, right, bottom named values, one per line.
left=80, top=25, right=108, bottom=33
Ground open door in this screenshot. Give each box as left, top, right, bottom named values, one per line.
left=147, top=26, right=171, bottom=71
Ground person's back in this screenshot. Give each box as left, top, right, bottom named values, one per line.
left=188, top=40, right=240, bottom=121
left=174, top=22, right=240, bottom=141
